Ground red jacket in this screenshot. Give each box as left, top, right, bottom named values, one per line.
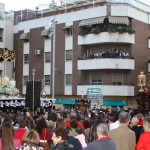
left=135, top=132, right=150, bottom=150
left=39, top=128, right=51, bottom=141
left=14, top=128, right=26, bottom=144
left=64, top=121, right=85, bottom=134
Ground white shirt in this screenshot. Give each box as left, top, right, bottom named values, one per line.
left=109, top=120, right=119, bottom=130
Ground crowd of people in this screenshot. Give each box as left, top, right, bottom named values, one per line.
left=0, top=106, right=149, bottom=150
left=79, top=49, right=130, bottom=60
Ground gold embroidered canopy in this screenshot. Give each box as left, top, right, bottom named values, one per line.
left=0, top=48, right=15, bottom=61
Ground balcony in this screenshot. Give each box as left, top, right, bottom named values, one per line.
left=77, top=85, right=134, bottom=96
left=78, top=58, right=134, bottom=70
left=78, top=32, right=135, bottom=45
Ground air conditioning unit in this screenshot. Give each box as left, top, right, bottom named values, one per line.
left=35, top=49, right=41, bottom=55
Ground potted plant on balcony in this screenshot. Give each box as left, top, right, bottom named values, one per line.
left=91, top=27, right=100, bottom=34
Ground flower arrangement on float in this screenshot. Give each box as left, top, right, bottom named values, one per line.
left=0, top=77, right=19, bottom=97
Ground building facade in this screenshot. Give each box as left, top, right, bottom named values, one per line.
left=0, top=3, right=14, bottom=83
left=13, top=0, right=150, bottom=108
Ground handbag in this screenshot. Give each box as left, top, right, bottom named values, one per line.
left=40, top=128, right=50, bottom=150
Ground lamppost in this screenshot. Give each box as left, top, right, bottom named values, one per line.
left=32, top=67, right=36, bottom=115
left=48, top=19, right=57, bottom=100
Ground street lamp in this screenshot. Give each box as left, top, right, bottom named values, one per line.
left=48, top=19, right=57, bottom=100
left=32, top=67, right=36, bottom=115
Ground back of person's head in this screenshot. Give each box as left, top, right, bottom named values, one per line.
left=97, top=123, right=108, bottom=136
left=25, top=116, right=35, bottom=129
left=76, top=113, right=81, bottom=122
left=131, top=116, right=139, bottom=127
left=36, top=117, right=47, bottom=134
left=76, top=127, right=83, bottom=134
left=53, top=127, right=68, bottom=141
left=70, top=112, right=77, bottom=120
left=136, top=114, right=143, bottom=121
left=65, top=126, right=72, bottom=135
left=22, top=130, right=40, bottom=145
left=70, top=119, right=78, bottom=129
left=119, top=111, right=131, bottom=124
left=1, top=119, right=14, bottom=150
left=83, top=120, right=90, bottom=129
left=18, top=117, right=26, bottom=128
left=143, top=116, right=150, bottom=132
left=56, top=118, right=64, bottom=128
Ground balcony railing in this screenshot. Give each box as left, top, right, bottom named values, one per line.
left=78, top=32, right=135, bottom=45
left=78, top=57, right=134, bottom=70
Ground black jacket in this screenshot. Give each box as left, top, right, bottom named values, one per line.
left=52, top=141, right=74, bottom=150
left=67, top=136, right=82, bottom=150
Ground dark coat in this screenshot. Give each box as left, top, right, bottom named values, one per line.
left=67, top=136, right=82, bottom=150
left=52, top=141, right=74, bottom=150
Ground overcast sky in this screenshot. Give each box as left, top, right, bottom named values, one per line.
left=0, top=0, right=150, bottom=11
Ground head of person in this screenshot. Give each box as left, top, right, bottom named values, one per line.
left=56, top=118, right=64, bottom=128
left=65, top=126, right=72, bottom=136
left=18, top=117, right=26, bottom=128
left=70, top=119, right=78, bottom=129
left=36, top=116, right=48, bottom=134
left=1, top=118, right=14, bottom=150
left=119, top=111, right=131, bottom=125
left=143, top=116, right=150, bottom=132
left=22, top=130, right=40, bottom=145
left=131, top=116, right=139, bottom=127
left=76, top=127, right=83, bottom=135
left=52, top=127, right=68, bottom=146
left=96, top=123, right=108, bottom=138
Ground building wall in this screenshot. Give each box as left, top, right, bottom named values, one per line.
left=13, top=1, right=150, bottom=107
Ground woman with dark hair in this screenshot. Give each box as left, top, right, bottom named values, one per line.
left=15, top=130, right=43, bottom=150
left=36, top=117, right=51, bottom=142
left=70, top=119, right=78, bottom=136
left=0, top=118, right=21, bottom=150
left=89, top=115, right=104, bottom=142
left=52, top=127, right=74, bottom=150
left=56, top=118, right=64, bottom=128
left=25, top=115, right=35, bottom=130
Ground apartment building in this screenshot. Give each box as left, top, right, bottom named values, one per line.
left=13, top=0, right=150, bottom=108
left=0, top=3, right=14, bottom=82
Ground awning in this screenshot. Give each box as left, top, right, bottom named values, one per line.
left=79, top=17, right=105, bottom=26
left=41, top=29, right=50, bottom=37
left=63, top=25, right=72, bottom=30
left=55, top=99, right=75, bottom=104
left=20, top=33, right=29, bottom=40
left=108, top=16, right=129, bottom=25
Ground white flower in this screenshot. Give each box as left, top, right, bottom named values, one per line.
left=0, top=80, right=19, bottom=96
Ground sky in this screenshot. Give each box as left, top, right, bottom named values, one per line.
left=0, top=0, right=61, bottom=11
left=0, top=0, right=150, bottom=11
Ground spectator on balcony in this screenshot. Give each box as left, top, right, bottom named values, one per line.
left=124, top=51, right=129, bottom=58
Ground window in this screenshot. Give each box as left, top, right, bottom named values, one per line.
left=65, top=29, right=72, bottom=36
left=24, top=54, right=29, bottom=63
left=66, top=50, right=72, bottom=61
left=16, top=15, right=22, bottom=24
left=112, top=73, right=123, bottom=85
left=45, top=75, right=50, bottom=85
left=28, top=12, right=36, bottom=19
left=23, top=76, right=28, bottom=86
left=91, top=74, right=102, bottom=85
left=63, top=27, right=72, bottom=36
left=66, top=74, right=72, bottom=85
left=45, top=52, right=51, bottom=62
